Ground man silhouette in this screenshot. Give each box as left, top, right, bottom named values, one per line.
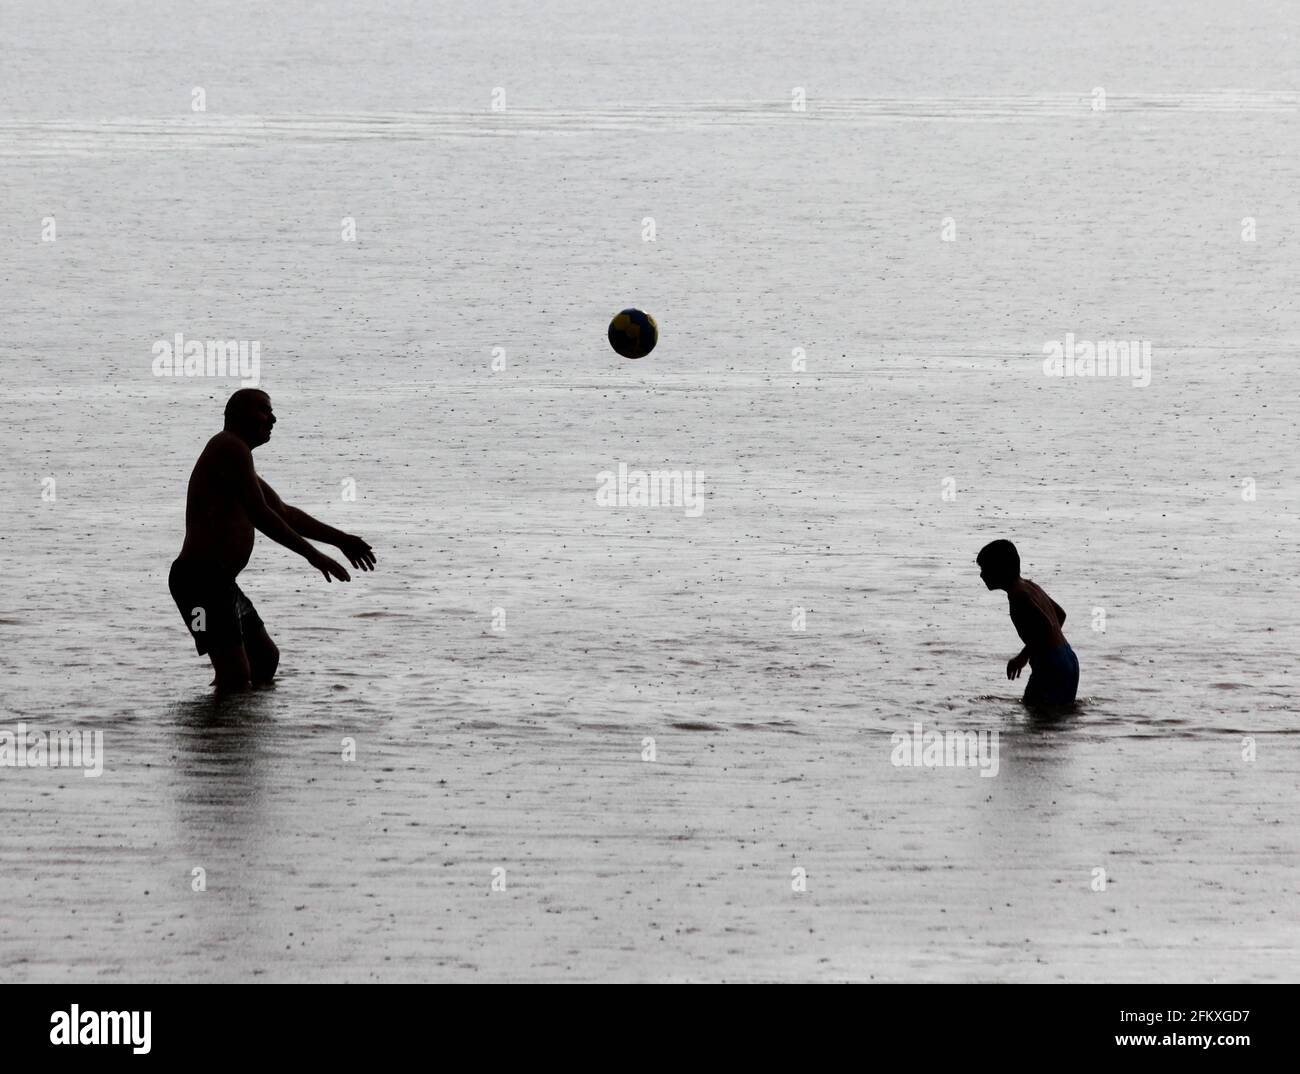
left=168, top=389, right=376, bottom=692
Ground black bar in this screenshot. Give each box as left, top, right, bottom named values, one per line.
left=4, top=984, right=1293, bottom=1061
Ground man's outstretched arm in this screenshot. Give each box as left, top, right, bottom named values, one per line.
left=217, top=438, right=350, bottom=582
left=259, top=478, right=376, bottom=572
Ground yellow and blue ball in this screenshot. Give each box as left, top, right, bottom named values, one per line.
left=608, top=308, right=658, bottom=359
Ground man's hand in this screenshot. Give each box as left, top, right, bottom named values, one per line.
left=1007, top=652, right=1029, bottom=680
left=308, top=548, right=351, bottom=583
left=336, top=533, right=376, bottom=572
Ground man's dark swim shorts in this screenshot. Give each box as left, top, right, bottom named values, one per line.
left=168, top=558, right=263, bottom=656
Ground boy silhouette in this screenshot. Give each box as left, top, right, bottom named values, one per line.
left=977, top=539, right=1078, bottom=706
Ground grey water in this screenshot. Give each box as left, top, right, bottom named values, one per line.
left=0, top=0, right=1296, bottom=980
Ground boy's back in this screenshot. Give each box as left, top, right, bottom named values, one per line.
left=1008, top=578, right=1068, bottom=657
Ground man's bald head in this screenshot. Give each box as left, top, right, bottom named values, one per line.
left=223, top=389, right=276, bottom=447
left=225, top=388, right=270, bottom=424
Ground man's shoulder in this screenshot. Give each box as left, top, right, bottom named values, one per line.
left=193, top=432, right=254, bottom=484
left=201, top=431, right=252, bottom=460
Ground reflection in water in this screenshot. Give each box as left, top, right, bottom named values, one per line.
left=168, top=691, right=275, bottom=957
left=170, top=690, right=271, bottom=838
left=976, top=699, right=1082, bottom=855
left=1025, top=701, right=1083, bottom=730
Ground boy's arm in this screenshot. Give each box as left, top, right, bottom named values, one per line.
left=1006, top=590, right=1031, bottom=677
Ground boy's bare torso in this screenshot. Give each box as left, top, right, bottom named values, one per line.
left=1008, top=578, right=1067, bottom=657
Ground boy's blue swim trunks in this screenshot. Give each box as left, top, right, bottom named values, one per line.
left=1023, top=643, right=1079, bottom=706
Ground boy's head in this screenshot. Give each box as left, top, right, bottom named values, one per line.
left=977, top=539, right=1020, bottom=590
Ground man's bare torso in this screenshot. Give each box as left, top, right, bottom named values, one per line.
left=178, top=432, right=256, bottom=575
